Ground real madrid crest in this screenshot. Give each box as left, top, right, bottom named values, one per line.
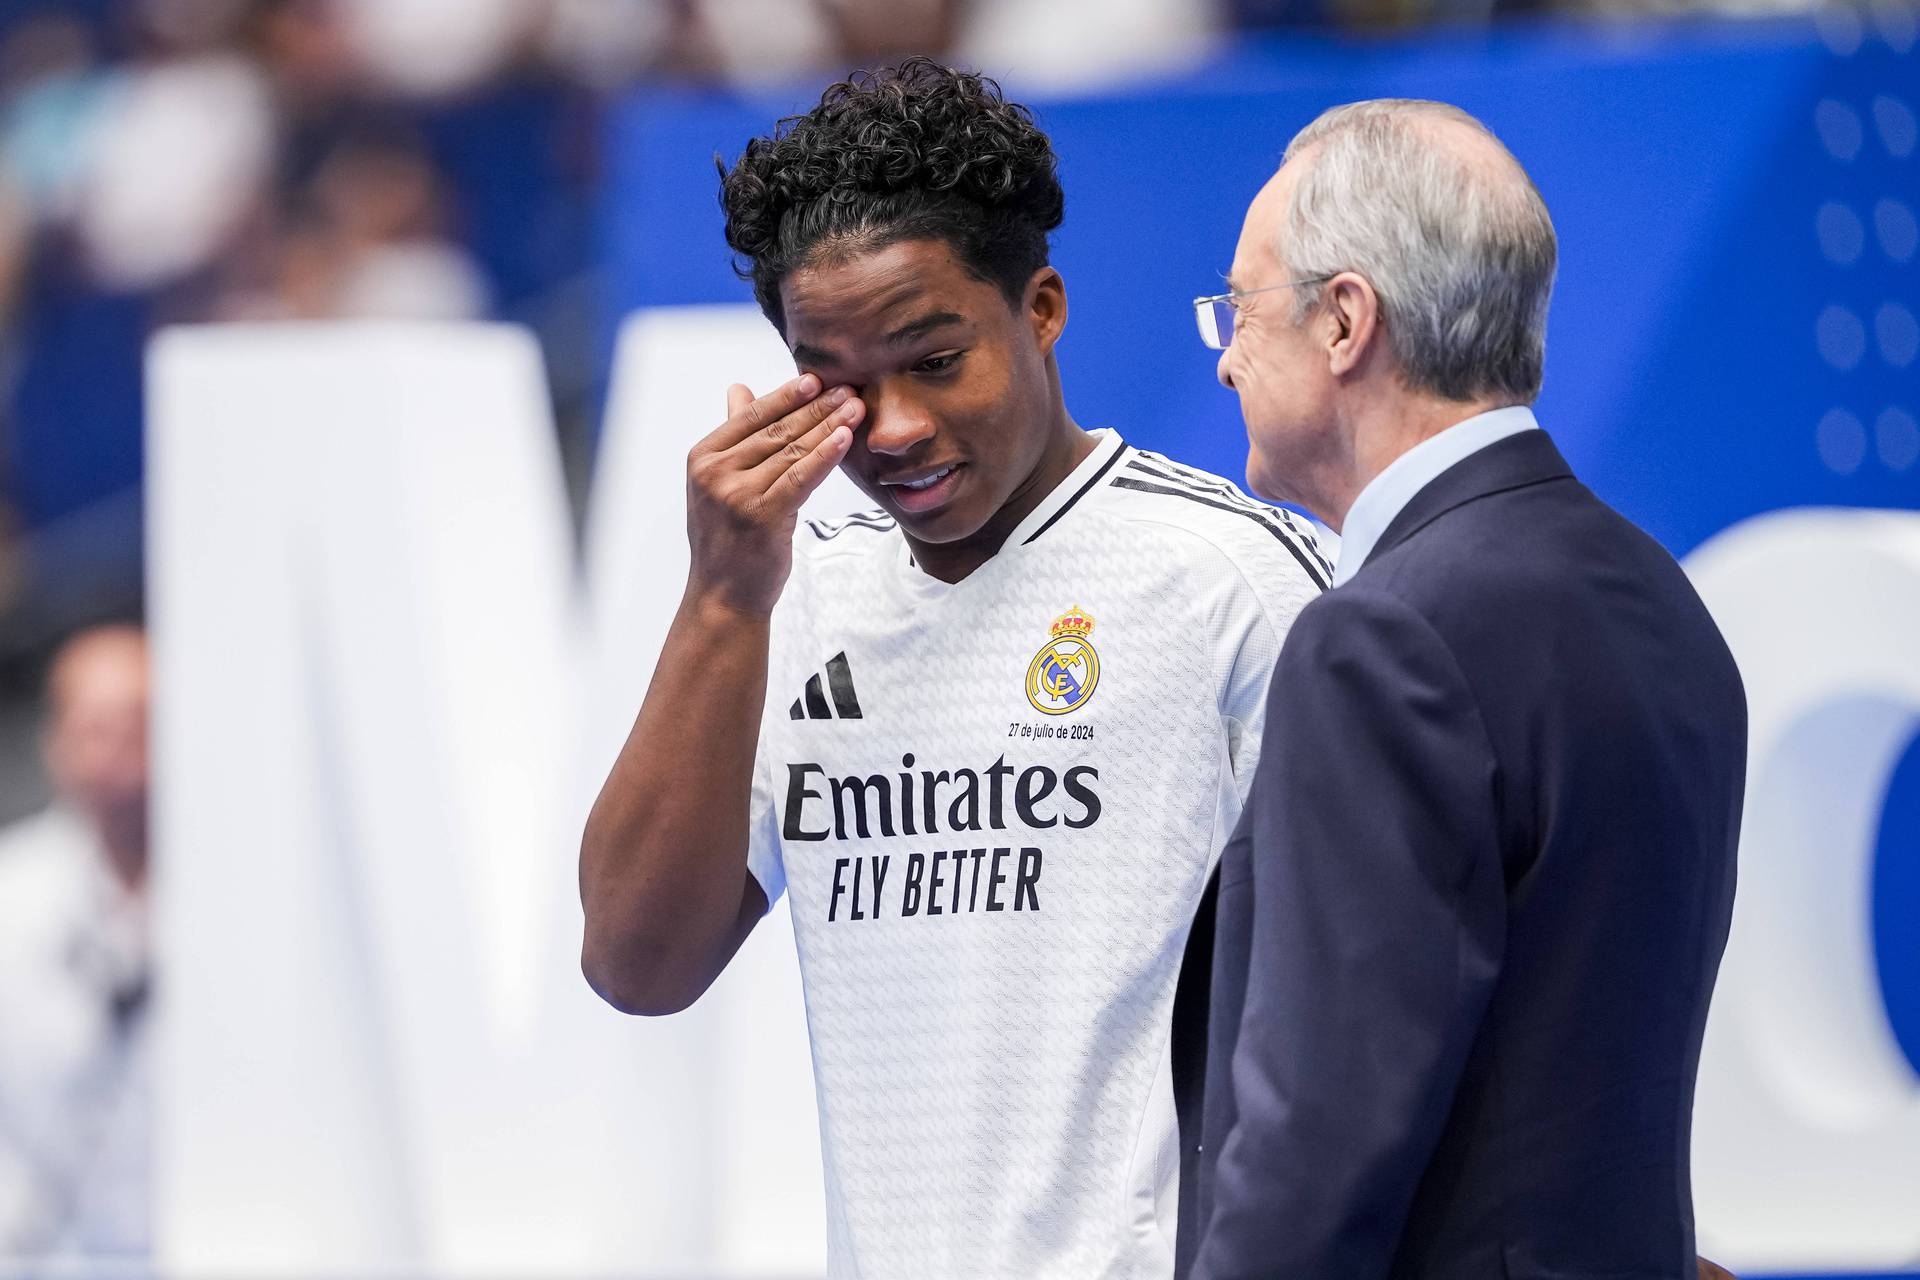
left=1027, top=606, right=1100, bottom=716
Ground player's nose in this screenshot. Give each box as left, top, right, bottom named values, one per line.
left=1217, top=347, right=1235, bottom=390
left=861, top=383, right=936, bottom=456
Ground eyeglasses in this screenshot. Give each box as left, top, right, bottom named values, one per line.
left=1192, top=276, right=1335, bottom=350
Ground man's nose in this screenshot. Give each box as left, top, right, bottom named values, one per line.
left=862, top=383, right=936, bottom=455
left=1217, top=346, right=1235, bottom=390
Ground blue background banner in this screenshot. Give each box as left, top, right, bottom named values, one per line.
left=603, top=17, right=1918, bottom=561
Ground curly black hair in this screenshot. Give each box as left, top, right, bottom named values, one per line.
left=718, top=58, right=1065, bottom=333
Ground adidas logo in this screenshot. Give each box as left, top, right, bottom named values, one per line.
left=789, top=651, right=864, bottom=720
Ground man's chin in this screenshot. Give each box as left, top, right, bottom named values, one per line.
left=892, top=503, right=991, bottom=546
left=1244, top=447, right=1285, bottom=506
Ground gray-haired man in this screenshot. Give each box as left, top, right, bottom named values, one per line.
left=1173, top=100, right=1747, bottom=1279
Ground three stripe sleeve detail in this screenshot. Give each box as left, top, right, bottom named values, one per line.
left=1114, top=460, right=1331, bottom=590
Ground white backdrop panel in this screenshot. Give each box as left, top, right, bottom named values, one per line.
left=152, top=309, right=861, bottom=1278
left=1687, top=508, right=1920, bottom=1274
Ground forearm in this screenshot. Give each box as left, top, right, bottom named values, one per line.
left=580, top=371, right=858, bottom=1014
left=580, top=586, right=772, bottom=1013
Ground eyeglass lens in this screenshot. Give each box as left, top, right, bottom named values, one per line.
left=1197, top=298, right=1235, bottom=350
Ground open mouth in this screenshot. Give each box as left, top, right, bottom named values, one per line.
left=900, top=465, right=955, bottom=491
left=881, top=462, right=965, bottom=514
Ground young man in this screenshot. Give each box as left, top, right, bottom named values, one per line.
left=580, top=59, right=1327, bottom=1277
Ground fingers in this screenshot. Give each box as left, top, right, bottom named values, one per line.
left=705, top=374, right=822, bottom=452
left=744, top=391, right=864, bottom=488
left=764, top=420, right=856, bottom=512
left=748, top=393, right=864, bottom=487
left=728, top=381, right=860, bottom=472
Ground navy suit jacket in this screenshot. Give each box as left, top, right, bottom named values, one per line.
left=1172, top=430, right=1746, bottom=1279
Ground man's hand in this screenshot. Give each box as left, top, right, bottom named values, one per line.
left=686, top=374, right=864, bottom=617
left=1698, top=1259, right=1737, bottom=1280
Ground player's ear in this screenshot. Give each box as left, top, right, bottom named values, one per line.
left=1025, top=267, right=1067, bottom=357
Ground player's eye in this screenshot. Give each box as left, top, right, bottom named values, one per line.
left=914, top=351, right=964, bottom=376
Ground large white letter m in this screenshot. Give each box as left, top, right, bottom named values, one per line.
left=148, top=316, right=862, bottom=1277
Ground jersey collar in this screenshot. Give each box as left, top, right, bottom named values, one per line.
left=1006, top=428, right=1129, bottom=549
left=890, top=428, right=1128, bottom=594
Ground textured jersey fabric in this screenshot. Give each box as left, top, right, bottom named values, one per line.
left=746, top=430, right=1326, bottom=1278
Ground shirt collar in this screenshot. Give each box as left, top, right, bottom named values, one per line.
left=1004, top=427, right=1127, bottom=548
left=1332, top=405, right=1539, bottom=586
left=892, top=428, right=1126, bottom=591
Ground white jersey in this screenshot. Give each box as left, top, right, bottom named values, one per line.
left=747, top=429, right=1327, bottom=1278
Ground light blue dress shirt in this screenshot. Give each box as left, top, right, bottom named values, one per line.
left=1331, top=405, right=1540, bottom=586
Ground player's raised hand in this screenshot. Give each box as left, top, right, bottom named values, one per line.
left=685, top=373, right=864, bottom=616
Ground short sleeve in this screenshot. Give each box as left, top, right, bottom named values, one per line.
left=1213, top=516, right=1327, bottom=793
left=744, top=727, right=785, bottom=909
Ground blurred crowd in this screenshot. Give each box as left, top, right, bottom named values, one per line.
left=0, top=0, right=1854, bottom=1268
